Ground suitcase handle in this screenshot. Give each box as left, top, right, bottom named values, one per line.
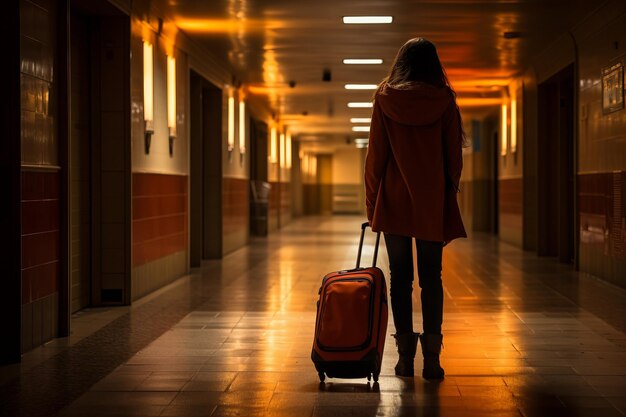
left=356, top=222, right=381, bottom=268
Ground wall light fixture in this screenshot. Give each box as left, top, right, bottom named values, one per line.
left=167, top=55, right=176, bottom=156
left=143, top=41, right=154, bottom=154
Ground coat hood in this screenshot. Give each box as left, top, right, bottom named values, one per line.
left=375, top=83, right=453, bottom=126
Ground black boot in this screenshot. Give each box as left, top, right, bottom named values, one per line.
left=420, top=333, right=444, bottom=380
left=393, top=332, right=420, bottom=377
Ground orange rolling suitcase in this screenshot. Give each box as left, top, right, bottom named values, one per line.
left=311, top=222, right=388, bottom=382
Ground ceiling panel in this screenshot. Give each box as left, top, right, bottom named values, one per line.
left=167, top=0, right=597, bottom=142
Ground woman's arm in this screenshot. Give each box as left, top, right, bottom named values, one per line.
left=364, top=100, right=390, bottom=222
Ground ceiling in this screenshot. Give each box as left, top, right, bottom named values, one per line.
left=167, top=0, right=598, bottom=147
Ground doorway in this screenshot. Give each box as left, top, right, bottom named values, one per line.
left=537, top=64, right=575, bottom=263
left=190, top=71, right=223, bottom=266
left=249, top=119, right=269, bottom=236
left=68, top=0, right=131, bottom=309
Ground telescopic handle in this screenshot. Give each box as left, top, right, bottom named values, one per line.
left=356, top=222, right=381, bottom=268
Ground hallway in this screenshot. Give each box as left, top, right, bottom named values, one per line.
left=2, top=216, right=625, bottom=417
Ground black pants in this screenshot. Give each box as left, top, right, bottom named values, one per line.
left=384, top=234, right=443, bottom=335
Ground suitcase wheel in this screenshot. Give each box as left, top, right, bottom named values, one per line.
left=318, top=372, right=325, bottom=382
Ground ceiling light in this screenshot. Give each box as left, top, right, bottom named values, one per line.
left=350, top=118, right=371, bottom=123
left=343, top=59, right=383, bottom=65
left=345, top=84, right=378, bottom=90
left=356, top=143, right=368, bottom=149
left=348, top=102, right=373, bottom=108
left=355, top=138, right=369, bottom=144
left=342, top=16, right=393, bottom=24
left=352, top=126, right=370, bottom=132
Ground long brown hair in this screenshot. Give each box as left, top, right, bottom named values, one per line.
left=377, top=38, right=467, bottom=145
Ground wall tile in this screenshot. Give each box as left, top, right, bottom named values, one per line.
left=132, top=173, right=188, bottom=267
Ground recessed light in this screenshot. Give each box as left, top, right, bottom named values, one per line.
left=345, top=84, right=378, bottom=90
left=352, top=126, right=370, bottom=132
left=342, top=16, right=393, bottom=24
left=355, top=138, right=369, bottom=144
left=350, top=118, right=371, bottom=123
left=348, top=102, right=373, bottom=108
left=343, top=59, right=383, bottom=65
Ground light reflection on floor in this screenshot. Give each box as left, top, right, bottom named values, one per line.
left=9, top=216, right=626, bottom=417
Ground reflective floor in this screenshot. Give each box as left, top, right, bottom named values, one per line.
left=2, top=216, right=626, bottom=417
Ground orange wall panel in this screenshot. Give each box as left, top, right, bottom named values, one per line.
left=132, top=173, right=188, bottom=267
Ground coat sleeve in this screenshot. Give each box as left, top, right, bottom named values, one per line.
left=442, top=101, right=463, bottom=192
left=364, top=100, right=390, bottom=221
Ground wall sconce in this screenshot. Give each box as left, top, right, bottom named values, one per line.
left=269, top=127, right=277, bottom=164
left=286, top=131, right=292, bottom=168
left=143, top=41, right=154, bottom=154
left=279, top=132, right=286, bottom=168
left=167, top=55, right=176, bottom=156
left=510, top=99, right=517, bottom=153
left=239, top=99, right=246, bottom=164
left=228, top=93, right=235, bottom=157
left=500, top=104, right=508, bottom=156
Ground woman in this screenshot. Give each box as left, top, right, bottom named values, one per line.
left=364, top=38, right=466, bottom=379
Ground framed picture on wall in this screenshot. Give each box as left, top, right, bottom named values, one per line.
left=602, top=62, right=624, bottom=114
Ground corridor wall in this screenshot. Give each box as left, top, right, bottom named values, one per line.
left=576, top=3, right=626, bottom=288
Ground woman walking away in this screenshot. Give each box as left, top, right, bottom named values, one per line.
left=364, top=38, right=466, bottom=380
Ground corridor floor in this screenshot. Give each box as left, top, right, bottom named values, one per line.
left=2, top=216, right=626, bottom=417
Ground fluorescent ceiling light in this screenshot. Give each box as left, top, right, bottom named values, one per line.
left=352, top=126, right=370, bottom=132
left=343, top=16, right=393, bottom=24
left=355, top=138, right=369, bottom=144
left=345, top=84, right=378, bottom=90
left=356, top=143, right=368, bottom=148
left=350, top=118, right=371, bottom=123
left=343, top=59, right=383, bottom=65
left=348, top=102, right=373, bottom=108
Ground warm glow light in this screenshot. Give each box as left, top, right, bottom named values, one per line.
left=348, top=102, right=373, bottom=108
left=356, top=143, right=368, bottom=149
left=456, top=97, right=504, bottom=107
left=350, top=118, right=371, bottom=123
left=345, top=84, right=378, bottom=90
left=143, top=41, right=154, bottom=132
left=167, top=55, right=176, bottom=137
left=239, top=100, right=246, bottom=154
left=279, top=133, right=286, bottom=168
left=270, top=127, right=277, bottom=163
left=311, top=155, right=317, bottom=178
left=342, top=16, right=393, bottom=24
left=343, top=59, right=383, bottom=65
left=352, top=126, right=370, bottom=132
left=510, top=99, right=517, bottom=153
left=228, top=95, right=235, bottom=152
left=501, top=104, right=508, bottom=156
left=286, top=132, right=292, bottom=168
left=355, top=138, right=369, bottom=145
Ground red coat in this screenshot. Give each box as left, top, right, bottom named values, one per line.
left=364, top=83, right=467, bottom=242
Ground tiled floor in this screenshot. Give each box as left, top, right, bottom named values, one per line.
left=1, top=216, right=625, bottom=417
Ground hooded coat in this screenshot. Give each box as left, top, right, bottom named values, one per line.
left=364, top=83, right=467, bottom=242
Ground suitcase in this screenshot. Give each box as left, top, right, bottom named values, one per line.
left=311, top=221, right=389, bottom=382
